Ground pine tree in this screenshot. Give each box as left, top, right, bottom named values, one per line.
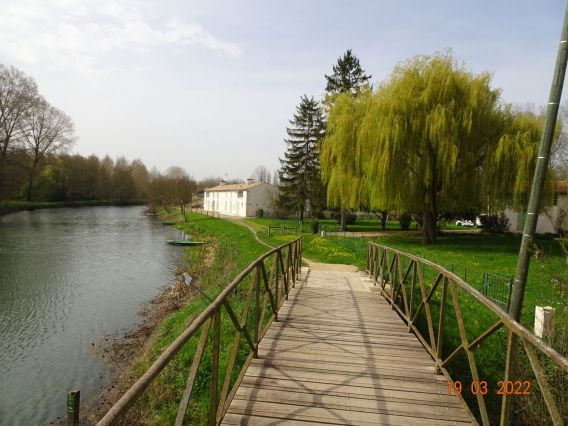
left=324, top=50, right=371, bottom=230
left=278, top=95, right=326, bottom=221
left=325, top=49, right=371, bottom=96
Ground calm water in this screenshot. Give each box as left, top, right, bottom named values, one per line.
left=0, top=206, right=184, bottom=425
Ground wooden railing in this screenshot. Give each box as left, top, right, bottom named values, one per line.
left=97, top=237, right=302, bottom=425
left=367, top=242, right=568, bottom=426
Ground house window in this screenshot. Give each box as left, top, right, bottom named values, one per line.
left=238, top=191, right=243, bottom=198
left=553, top=192, right=559, bottom=206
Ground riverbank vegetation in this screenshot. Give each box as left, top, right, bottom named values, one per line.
left=94, top=211, right=269, bottom=424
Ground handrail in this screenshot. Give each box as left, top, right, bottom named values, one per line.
left=98, top=237, right=302, bottom=425
left=367, top=242, right=568, bottom=426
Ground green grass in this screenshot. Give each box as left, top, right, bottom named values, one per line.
left=376, top=232, right=566, bottom=318
left=248, top=217, right=565, bottom=318
left=118, top=211, right=271, bottom=424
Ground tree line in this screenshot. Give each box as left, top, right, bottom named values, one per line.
left=0, top=65, right=75, bottom=201
left=277, top=50, right=567, bottom=243
left=0, top=64, right=232, bottom=213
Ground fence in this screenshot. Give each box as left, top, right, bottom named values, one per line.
left=367, top=242, right=568, bottom=425
left=95, top=237, right=302, bottom=425
left=267, top=224, right=299, bottom=236
left=482, top=272, right=513, bottom=310
left=190, top=207, right=221, bottom=218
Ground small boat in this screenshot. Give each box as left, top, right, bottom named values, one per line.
left=161, top=221, right=177, bottom=225
left=166, top=240, right=206, bottom=246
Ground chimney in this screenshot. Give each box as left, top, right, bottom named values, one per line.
left=246, top=178, right=254, bottom=185
left=219, top=180, right=227, bottom=186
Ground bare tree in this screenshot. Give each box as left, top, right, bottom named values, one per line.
left=251, top=165, right=271, bottom=183
left=165, top=166, right=196, bottom=220
left=0, top=65, right=38, bottom=198
left=272, top=170, right=280, bottom=186
left=22, top=98, right=74, bottom=201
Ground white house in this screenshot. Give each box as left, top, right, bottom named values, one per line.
left=504, top=181, right=568, bottom=234
left=203, top=179, right=277, bottom=217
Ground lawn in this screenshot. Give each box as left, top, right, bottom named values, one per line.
left=247, top=217, right=566, bottom=321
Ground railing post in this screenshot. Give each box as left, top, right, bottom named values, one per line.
left=274, top=251, right=280, bottom=320
left=254, top=266, right=260, bottom=356
left=436, top=278, right=448, bottom=374
left=500, top=330, right=514, bottom=426
left=209, top=309, right=220, bottom=426
left=67, top=390, right=80, bottom=426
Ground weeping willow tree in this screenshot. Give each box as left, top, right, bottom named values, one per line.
left=321, top=89, right=372, bottom=212
left=322, top=52, right=506, bottom=243
left=487, top=108, right=557, bottom=209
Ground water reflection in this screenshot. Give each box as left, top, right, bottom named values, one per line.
left=0, top=206, right=183, bottom=425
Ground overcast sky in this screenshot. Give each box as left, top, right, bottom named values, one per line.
left=0, top=0, right=566, bottom=180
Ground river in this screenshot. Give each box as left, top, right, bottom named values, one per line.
left=0, top=206, right=184, bottom=425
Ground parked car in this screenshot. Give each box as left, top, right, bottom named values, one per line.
left=456, top=219, right=475, bottom=227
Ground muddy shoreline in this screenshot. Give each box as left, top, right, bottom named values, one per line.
left=81, top=237, right=216, bottom=425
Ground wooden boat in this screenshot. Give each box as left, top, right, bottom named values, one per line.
left=166, top=240, right=206, bottom=246
left=161, top=221, right=177, bottom=225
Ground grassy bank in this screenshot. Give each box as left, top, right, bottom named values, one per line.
left=100, top=211, right=269, bottom=424
left=0, top=200, right=145, bottom=216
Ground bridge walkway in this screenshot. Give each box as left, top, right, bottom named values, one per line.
left=222, top=267, right=476, bottom=425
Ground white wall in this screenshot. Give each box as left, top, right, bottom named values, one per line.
left=504, top=206, right=558, bottom=234
left=203, top=190, right=247, bottom=217
left=203, top=183, right=277, bottom=217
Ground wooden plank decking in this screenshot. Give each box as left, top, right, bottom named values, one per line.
left=222, top=268, right=476, bottom=425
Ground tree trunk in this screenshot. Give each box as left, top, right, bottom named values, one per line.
left=380, top=211, right=388, bottom=230
left=0, top=150, right=7, bottom=199
left=340, top=209, right=347, bottom=231
left=299, top=204, right=304, bottom=222
left=422, top=210, right=436, bottom=244
left=26, top=161, right=38, bottom=202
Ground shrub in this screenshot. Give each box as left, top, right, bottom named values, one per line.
left=311, top=221, right=320, bottom=234
left=480, top=213, right=509, bottom=234
left=399, top=212, right=412, bottom=230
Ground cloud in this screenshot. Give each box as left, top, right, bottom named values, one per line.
left=0, top=0, right=242, bottom=74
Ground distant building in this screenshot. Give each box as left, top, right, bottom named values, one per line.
left=504, top=181, right=568, bottom=234
left=203, top=179, right=277, bottom=217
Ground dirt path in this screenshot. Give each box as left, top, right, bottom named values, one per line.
left=218, top=214, right=358, bottom=272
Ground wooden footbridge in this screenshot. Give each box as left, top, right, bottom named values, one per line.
left=98, top=237, right=568, bottom=426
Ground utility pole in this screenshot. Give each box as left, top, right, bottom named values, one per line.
left=509, top=2, right=568, bottom=322
left=502, top=4, right=568, bottom=424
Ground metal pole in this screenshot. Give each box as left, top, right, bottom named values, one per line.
left=502, top=5, right=568, bottom=424
left=509, top=2, right=568, bottom=322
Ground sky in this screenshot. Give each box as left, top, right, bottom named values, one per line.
left=0, top=0, right=566, bottom=180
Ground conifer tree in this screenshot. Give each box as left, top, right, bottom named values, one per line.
left=325, top=49, right=371, bottom=96
left=278, top=95, right=326, bottom=221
